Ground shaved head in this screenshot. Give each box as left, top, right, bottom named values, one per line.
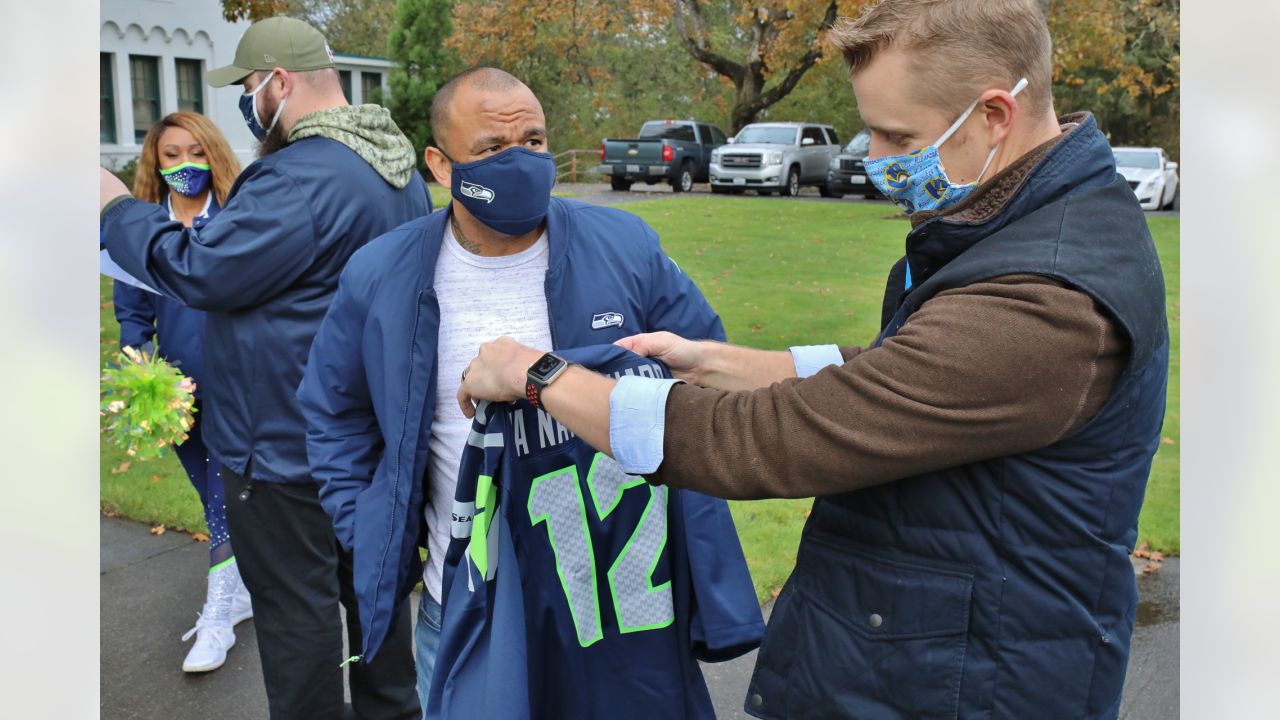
left=430, top=67, right=530, bottom=156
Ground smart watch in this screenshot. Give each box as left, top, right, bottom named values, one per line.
left=525, top=352, right=569, bottom=409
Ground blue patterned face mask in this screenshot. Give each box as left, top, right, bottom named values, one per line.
left=159, top=162, right=212, bottom=197
left=865, top=78, right=1027, bottom=215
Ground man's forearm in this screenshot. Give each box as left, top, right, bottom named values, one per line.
left=696, top=342, right=796, bottom=391
left=536, top=366, right=617, bottom=456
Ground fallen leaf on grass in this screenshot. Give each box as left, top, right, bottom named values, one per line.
left=1160, top=437, right=1175, bottom=446
left=148, top=475, right=161, bottom=484
left=111, top=461, right=131, bottom=475
left=190, top=532, right=209, bottom=543
left=149, top=525, right=166, bottom=536
left=771, top=587, right=782, bottom=599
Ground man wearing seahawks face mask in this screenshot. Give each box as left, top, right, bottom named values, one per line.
left=454, top=1, right=1170, bottom=717
left=297, top=67, right=730, bottom=710
left=101, top=16, right=431, bottom=719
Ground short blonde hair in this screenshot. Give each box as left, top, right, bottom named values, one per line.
left=829, top=0, right=1053, bottom=117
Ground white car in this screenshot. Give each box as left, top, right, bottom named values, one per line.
left=1113, top=147, right=1179, bottom=211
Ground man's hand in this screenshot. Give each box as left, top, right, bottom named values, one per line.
left=619, top=332, right=799, bottom=392
left=101, top=167, right=131, bottom=212
left=615, top=331, right=707, bottom=384
left=457, top=336, right=544, bottom=418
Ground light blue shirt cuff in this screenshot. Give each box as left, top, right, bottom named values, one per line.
left=789, top=344, right=843, bottom=378
left=609, top=376, right=684, bottom=475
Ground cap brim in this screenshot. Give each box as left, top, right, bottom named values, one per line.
left=206, top=63, right=255, bottom=88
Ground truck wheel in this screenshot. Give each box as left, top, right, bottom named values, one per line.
left=820, top=182, right=844, bottom=199
left=610, top=177, right=633, bottom=192
left=671, top=162, right=694, bottom=193
left=782, top=166, right=801, bottom=197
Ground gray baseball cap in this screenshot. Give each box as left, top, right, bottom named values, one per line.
left=206, top=16, right=336, bottom=88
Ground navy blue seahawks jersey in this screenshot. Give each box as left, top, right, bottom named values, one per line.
left=426, top=345, right=763, bottom=720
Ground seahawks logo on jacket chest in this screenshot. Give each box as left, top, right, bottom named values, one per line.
left=592, top=312, right=624, bottom=330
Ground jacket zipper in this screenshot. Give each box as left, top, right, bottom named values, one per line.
left=364, top=289, right=428, bottom=660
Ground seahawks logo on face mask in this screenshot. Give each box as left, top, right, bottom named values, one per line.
left=460, top=181, right=496, bottom=204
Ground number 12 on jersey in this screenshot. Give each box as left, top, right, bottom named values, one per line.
left=527, top=453, right=675, bottom=647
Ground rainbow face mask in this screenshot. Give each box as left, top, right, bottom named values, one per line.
left=865, top=78, right=1027, bottom=215
left=160, top=162, right=212, bottom=197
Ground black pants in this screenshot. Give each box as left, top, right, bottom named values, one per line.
left=223, top=469, right=420, bottom=720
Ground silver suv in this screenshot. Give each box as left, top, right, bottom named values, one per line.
left=709, top=122, right=844, bottom=197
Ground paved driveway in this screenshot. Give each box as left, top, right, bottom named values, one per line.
left=101, top=516, right=1178, bottom=719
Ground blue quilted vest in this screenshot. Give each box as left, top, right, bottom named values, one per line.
left=746, top=115, right=1169, bottom=720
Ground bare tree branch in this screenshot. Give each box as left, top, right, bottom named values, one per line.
left=749, top=1, right=838, bottom=112
left=672, top=0, right=744, bottom=83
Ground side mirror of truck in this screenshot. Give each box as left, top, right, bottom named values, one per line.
left=727, top=137, right=736, bottom=144
left=802, top=137, right=816, bottom=146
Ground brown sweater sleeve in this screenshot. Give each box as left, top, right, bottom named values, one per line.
left=648, top=275, right=1128, bottom=499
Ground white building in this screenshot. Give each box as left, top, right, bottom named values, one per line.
left=101, top=0, right=394, bottom=168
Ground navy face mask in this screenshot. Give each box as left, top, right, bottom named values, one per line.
left=447, top=147, right=557, bottom=236
left=239, top=73, right=286, bottom=141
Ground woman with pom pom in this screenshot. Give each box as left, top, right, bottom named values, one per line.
left=112, top=112, right=252, bottom=673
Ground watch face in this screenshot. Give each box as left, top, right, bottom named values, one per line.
left=530, top=353, right=565, bottom=380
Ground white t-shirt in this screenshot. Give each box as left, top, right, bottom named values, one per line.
left=424, top=222, right=552, bottom=602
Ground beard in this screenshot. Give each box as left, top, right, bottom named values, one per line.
left=255, top=95, right=290, bottom=158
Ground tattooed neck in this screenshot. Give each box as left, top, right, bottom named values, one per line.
left=450, top=213, right=485, bottom=256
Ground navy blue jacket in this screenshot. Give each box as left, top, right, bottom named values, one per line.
left=113, top=198, right=222, bottom=393
left=297, top=198, right=726, bottom=661
left=746, top=114, right=1168, bottom=719
left=102, top=137, right=432, bottom=481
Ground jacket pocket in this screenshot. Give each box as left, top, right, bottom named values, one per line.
left=750, top=533, right=975, bottom=720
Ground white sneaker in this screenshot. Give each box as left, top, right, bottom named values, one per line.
left=181, top=560, right=242, bottom=673
left=181, top=614, right=236, bottom=672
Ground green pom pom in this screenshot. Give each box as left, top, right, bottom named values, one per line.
left=101, top=346, right=197, bottom=462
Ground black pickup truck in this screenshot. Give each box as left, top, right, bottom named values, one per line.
left=599, top=120, right=730, bottom=192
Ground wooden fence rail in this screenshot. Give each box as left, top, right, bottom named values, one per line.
left=554, top=149, right=603, bottom=184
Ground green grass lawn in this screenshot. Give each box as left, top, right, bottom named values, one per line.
left=99, top=197, right=1179, bottom=603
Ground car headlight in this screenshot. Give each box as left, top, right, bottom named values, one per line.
left=711, top=151, right=721, bottom=162
left=1141, top=176, right=1158, bottom=189
left=829, top=156, right=841, bottom=169
left=767, top=152, right=784, bottom=165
